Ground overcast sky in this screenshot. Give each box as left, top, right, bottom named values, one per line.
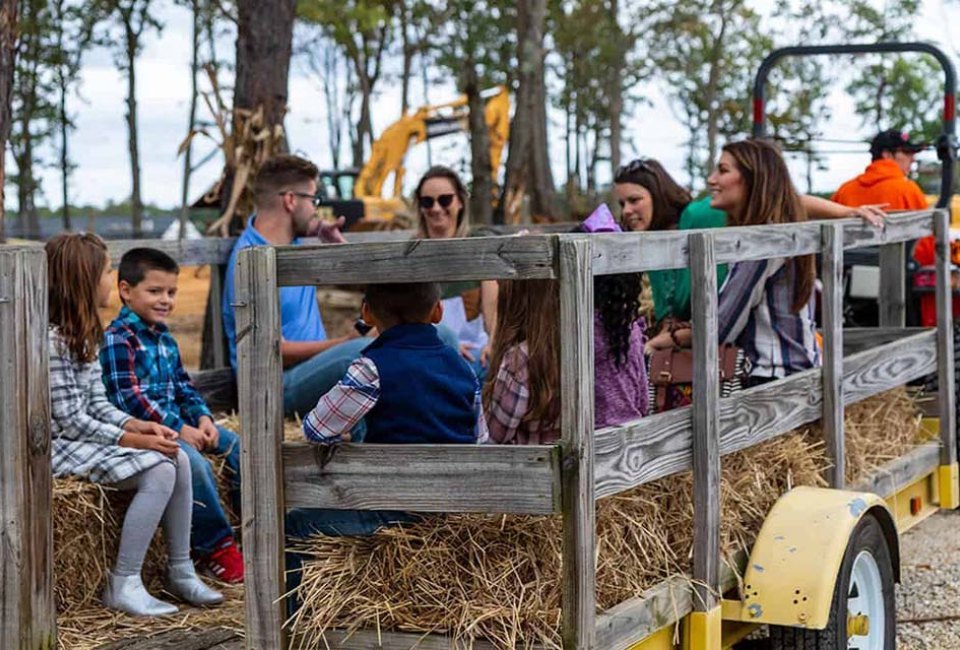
left=7, top=0, right=960, bottom=212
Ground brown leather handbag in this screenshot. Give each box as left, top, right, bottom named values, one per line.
left=649, top=344, right=742, bottom=411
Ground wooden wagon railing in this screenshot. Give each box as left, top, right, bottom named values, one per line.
left=231, top=209, right=958, bottom=649
left=0, top=214, right=954, bottom=648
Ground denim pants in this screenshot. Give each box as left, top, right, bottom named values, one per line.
left=281, top=326, right=462, bottom=418
left=178, top=424, right=241, bottom=556
left=284, top=507, right=419, bottom=615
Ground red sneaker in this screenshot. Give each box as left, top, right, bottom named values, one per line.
left=198, top=537, right=244, bottom=584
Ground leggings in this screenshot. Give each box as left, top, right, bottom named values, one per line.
left=113, top=449, right=193, bottom=576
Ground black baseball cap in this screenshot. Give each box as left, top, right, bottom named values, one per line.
left=870, top=129, right=926, bottom=158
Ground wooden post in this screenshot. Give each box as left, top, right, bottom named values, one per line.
left=821, top=224, right=845, bottom=488
left=235, top=246, right=286, bottom=649
left=934, top=210, right=957, bottom=465
left=689, top=233, right=721, bottom=626
left=0, top=247, right=55, bottom=649
left=558, top=237, right=596, bottom=649
left=209, top=263, right=226, bottom=368
left=879, top=242, right=906, bottom=327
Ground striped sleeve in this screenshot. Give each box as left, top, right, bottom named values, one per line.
left=302, top=356, right=380, bottom=444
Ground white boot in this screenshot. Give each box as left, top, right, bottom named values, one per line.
left=166, top=561, right=224, bottom=606
left=103, top=572, right=178, bottom=617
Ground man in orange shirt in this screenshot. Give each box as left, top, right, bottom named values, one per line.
left=832, top=129, right=951, bottom=326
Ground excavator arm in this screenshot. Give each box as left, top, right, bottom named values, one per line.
left=354, top=85, right=510, bottom=201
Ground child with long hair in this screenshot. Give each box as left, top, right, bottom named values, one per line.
left=46, top=233, right=222, bottom=616
left=484, top=223, right=648, bottom=442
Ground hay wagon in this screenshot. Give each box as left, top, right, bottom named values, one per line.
left=228, top=208, right=958, bottom=650
left=0, top=212, right=955, bottom=648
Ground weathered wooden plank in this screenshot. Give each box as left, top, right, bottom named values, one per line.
left=97, top=628, right=242, bottom=650
left=594, top=576, right=691, bottom=650
left=821, top=224, right=845, bottom=488
left=842, top=330, right=937, bottom=404
left=934, top=209, right=957, bottom=465
left=309, top=629, right=540, bottom=649
left=595, top=368, right=822, bottom=498
left=0, top=249, right=55, bottom=648
left=235, top=246, right=287, bottom=650
left=879, top=242, right=907, bottom=327
left=689, top=233, right=720, bottom=612
left=589, top=211, right=934, bottom=275
left=189, top=367, right=237, bottom=414
left=596, top=330, right=935, bottom=498
left=208, top=264, right=226, bottom=368
left=842, top=327, right=929, bottom=356
left=107, top=237, right=237, bottom=267
left=282, top=442, right=561, bottom=514
left=0, top=248, right=56, bottom=649
left=852, top=442, right=941, bottom=498
left=274, top=236, right=557, bottom=286
left=345, top=222, right=577, bottom=244
left=558, top=237, right=596, bottom=649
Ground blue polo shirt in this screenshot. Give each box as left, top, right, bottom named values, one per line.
left=223, top=216, right=327, bottom=369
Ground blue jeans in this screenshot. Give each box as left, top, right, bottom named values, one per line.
left=284, top=508, right=419, bottom=615
left=179, top=425, right=241, bottom=556
left=282, top=338, right=370, bottom=417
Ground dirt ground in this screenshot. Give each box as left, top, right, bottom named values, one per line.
left=98, top=266, right=361, bottom=370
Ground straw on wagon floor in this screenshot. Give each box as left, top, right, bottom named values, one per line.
left=287, top=388, right=926, bottom=649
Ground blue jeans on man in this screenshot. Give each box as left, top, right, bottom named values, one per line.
left=179, top=424, right=241, bottom=555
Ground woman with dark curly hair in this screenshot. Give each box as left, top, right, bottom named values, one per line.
left=483, top=214, right=647, bottom=444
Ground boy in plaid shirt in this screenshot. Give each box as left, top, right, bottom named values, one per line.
left=101, top=248, right=244, bottom=583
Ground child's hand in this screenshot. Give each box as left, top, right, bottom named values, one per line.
left=197, top=416, right=220, bottom=448
left=127, top=419, right=178, bottom=440
left=480, top=343, right=492, bottom=368
left=119, top=432, right=180, bottom=457
left=459, top=342, right=477, bottom=362
left=179, top=425, right=207, bottom=451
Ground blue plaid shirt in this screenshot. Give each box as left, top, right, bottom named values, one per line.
left=100, top=305, right=213, bottom=432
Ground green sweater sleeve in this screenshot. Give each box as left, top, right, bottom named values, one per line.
left=648, top=198, right=728, bottom=323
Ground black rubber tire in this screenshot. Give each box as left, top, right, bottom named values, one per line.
left=769, top=515, right=895, bottom=650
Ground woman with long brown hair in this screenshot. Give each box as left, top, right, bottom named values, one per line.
left=46, top=233, right=222, bottom=616
left=414, top=165, right=498, bottom=377
left=675, top=140, right=821, bottom=384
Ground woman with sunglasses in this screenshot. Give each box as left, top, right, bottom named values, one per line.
left=414, top=166, right=498, bottom=379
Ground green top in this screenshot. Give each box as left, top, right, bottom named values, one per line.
left=648, top=197, right=729, bottom=323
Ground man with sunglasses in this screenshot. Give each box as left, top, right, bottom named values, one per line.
left=222, top=154, right=370, bottom=417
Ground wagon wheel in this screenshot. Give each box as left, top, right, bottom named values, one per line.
left=769, top=516, right=895, bottom=650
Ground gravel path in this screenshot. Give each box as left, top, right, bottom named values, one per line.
left=897, top=508, right=960, bottom=649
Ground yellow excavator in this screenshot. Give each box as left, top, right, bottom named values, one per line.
left=317, top=85, right=510, bottom=229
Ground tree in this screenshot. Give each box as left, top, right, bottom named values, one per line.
left=840, top=0, right=943, bottom=144
left=90, top=0, right=162, bottom=238
left=298, top=0, right=395, bottom=167
left=0, top=0, right=18, bottom=242
left=432, top=0, right=515, bottom=225
left=503, top=0, right=557, bottom=222
left=647, top=0, right=771, bottom=186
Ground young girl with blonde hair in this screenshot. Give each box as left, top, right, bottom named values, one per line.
left=46, top=233, right=222, bottom=616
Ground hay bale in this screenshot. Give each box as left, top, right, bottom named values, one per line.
left=52, top=414, right=265, bottom=648
left=289, top=388, right=924, bottom=648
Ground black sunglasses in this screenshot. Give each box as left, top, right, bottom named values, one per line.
left=615, top=159, right=653, bottom=179
left=418, top=193, right=456, bottom=210
left=279, top=191, right=322, bottom=207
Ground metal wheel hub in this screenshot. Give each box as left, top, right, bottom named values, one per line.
left=846, top=550, right=885, bottom=650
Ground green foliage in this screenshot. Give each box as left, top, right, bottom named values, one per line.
left=646, top=0, right=771, bottom=185
left=432, top=0, right=515, bottom=88
left=840, top=0, right=944, bottom=143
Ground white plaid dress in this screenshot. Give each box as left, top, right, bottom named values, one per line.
left=49, top=329, right=171, bottom=484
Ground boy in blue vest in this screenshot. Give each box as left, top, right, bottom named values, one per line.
left=285, top=282, right=487, bottom=608
left=292, top=281, right=487, bottom=535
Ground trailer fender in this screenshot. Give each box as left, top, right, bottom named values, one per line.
left=730, top=486, right=899, bottom=629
